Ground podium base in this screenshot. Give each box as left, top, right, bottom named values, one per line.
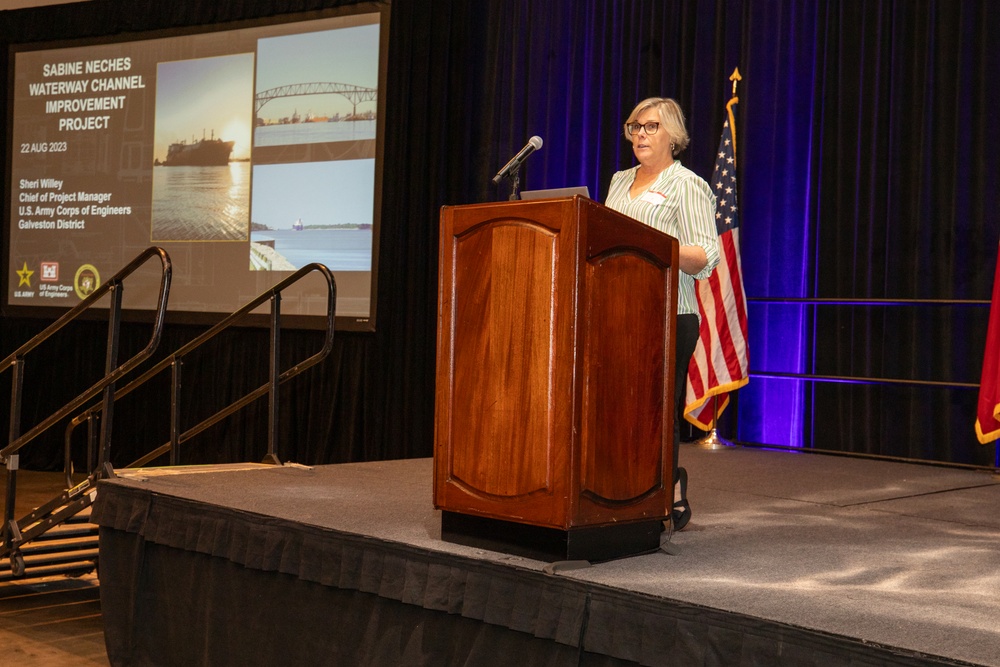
left=441, top=511, right=663, bottom=563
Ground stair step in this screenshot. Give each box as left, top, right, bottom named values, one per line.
left=25, top=548, right=99, bottom=570
left=22, top=501, right=94, bottom=525
left=0, top=560, right=97, bottom=583
left=12, top=547, right=99, bottom=569
left=25, top=520, right=98, bottom=541
left=21, top=535, right=99, bottom=555
left=65, top=507, right=93, bottom=523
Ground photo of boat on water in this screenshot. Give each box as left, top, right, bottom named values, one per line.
left=254, top=25, right=379, bottom=149
left=161, top=130, right=234, bottom=166
left=249, top=160, right=374, bottom=272
left=151, top=53, right=254, bottom=242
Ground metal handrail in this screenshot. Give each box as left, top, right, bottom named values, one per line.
left=747, top=297, right=991, bottom=306
left=1, top=247, right=172, bottom=459
left=745, top=296, right=990, bottom=389
left=64, top=262, right=336, bottom=476
left=747, top=370, right=980, bottom=390
left=2, top=247, right=172, bottom=561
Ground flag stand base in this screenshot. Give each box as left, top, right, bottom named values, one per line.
left=690, top=395, right=738, bottom=450
left=693, top=428, right=736, bottom=450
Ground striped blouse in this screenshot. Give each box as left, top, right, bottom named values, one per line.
left=605, top=161, right=720, bottom=318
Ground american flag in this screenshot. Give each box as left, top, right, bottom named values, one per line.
left=976, top=240, right=1000, bottom=444
left=684, top=97, right=749, bottom=430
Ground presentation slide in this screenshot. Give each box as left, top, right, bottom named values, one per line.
left=4, top=8, right=385, bottom=330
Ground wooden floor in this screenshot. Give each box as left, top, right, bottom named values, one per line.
left=0, top=573, right=106, bottom=666
left=0, top=470, right=108, bottom=666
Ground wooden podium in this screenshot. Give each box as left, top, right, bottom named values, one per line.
left=434, top=196, right=679, bottom=562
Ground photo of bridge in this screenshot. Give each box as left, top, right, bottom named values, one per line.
left=253, top=24, right=380, bottom=148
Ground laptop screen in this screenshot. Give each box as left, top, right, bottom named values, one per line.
left=518, top=186, right=590, bottom=200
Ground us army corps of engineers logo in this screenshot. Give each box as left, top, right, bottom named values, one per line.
left=74, top=264, right=100, bottom=300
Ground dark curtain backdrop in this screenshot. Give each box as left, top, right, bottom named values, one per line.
left=800, top=1, right=1000, bottom=464
left=1, top=0, right=997, bottom=471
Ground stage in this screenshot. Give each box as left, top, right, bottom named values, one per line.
left=91, top=445, right=1000, bottom=666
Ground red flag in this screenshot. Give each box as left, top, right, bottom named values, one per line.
left=976, top=241, right=1000, bottom=444
left=684, top=96, right=749, bottom=430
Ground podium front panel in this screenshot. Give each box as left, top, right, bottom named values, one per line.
left=435, top=201, right=577, bottom=527
left=450, top=221, right=554, bottom=497
left=575, top=209, right=678, bottom=523
left=581, top=252, right=668, bottom=504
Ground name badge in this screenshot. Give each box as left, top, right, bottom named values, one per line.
left=639, top=190, right=666, bottom=206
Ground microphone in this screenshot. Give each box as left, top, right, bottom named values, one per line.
left=492, top=136, right=543, bottom=184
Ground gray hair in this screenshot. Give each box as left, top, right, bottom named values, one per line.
left=624, top=97, right=690, bottom=156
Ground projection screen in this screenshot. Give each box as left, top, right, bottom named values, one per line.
left=4, top=5, right=388, bottom=331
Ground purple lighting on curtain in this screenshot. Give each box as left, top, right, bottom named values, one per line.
left=490, top=0, right=824, bottom=451
left=735, top=1, right=821, bottom=449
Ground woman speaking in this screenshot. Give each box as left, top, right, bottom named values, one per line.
left=605, top=97, right=720, bottom=531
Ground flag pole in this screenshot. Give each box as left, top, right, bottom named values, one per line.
left=693, top=67, right=743, bottom=452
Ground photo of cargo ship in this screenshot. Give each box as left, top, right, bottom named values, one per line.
left=151, top=54, right=253, bottom=242
left=161, top=129, right=234, bottom=166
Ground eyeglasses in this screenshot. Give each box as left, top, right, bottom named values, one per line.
left=624, top=121, right=660, bottom=136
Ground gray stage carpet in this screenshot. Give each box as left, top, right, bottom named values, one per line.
left=96, top=445, right=1000, bottom=666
